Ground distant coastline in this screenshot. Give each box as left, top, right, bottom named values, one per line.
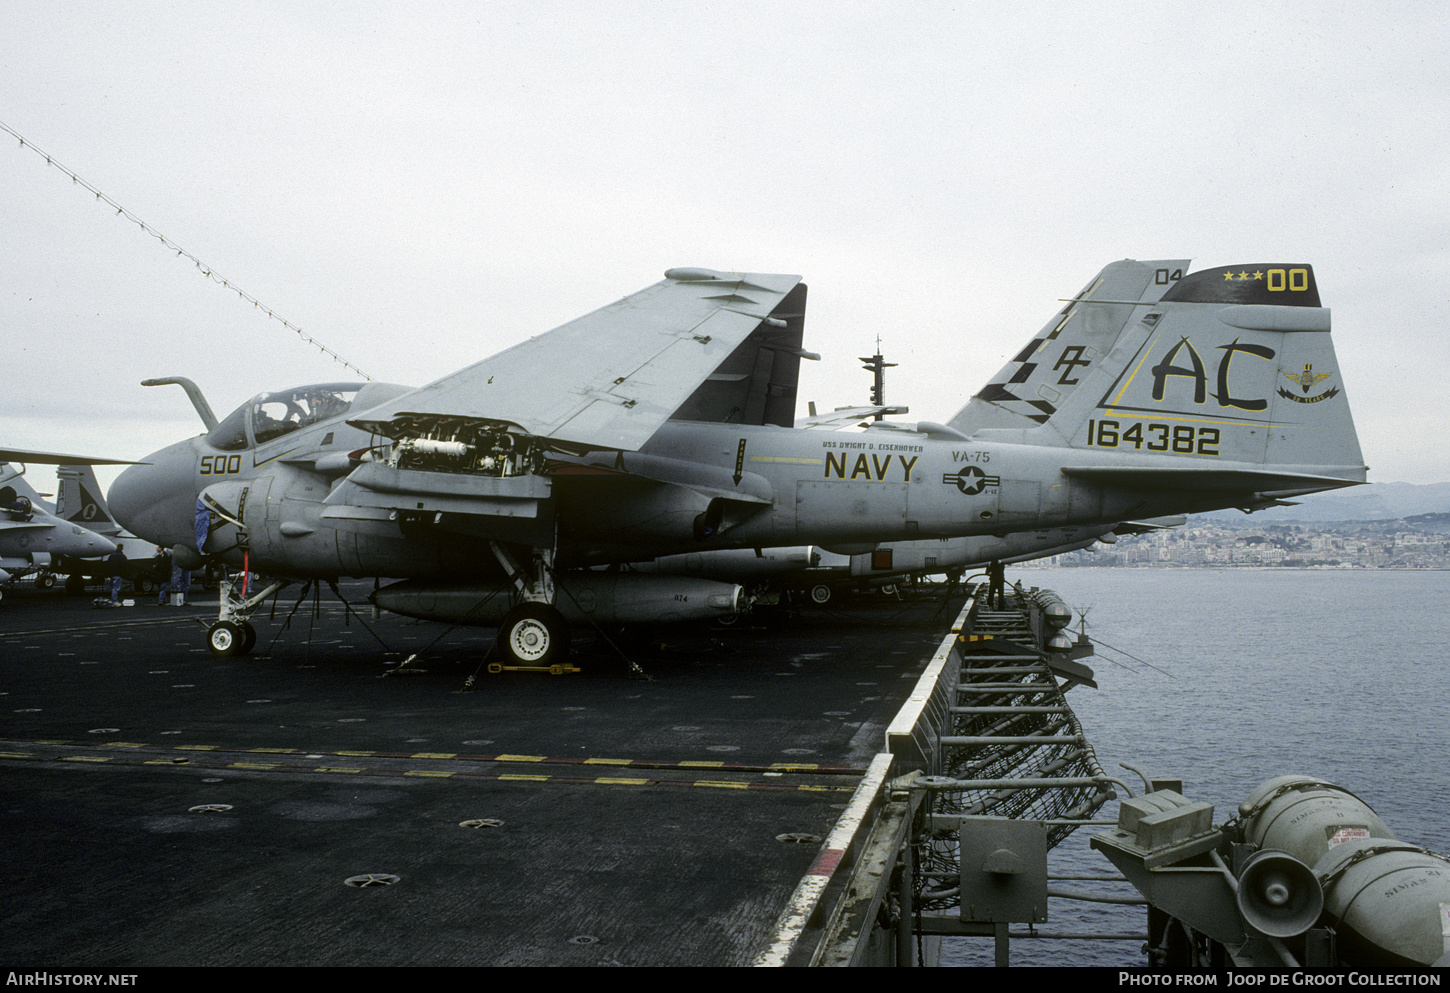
left=1043, top=511, right=1450, bottom=570
left=1048, top=562, right=1448, bottom=571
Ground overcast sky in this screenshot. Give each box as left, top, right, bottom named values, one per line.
left=5, top=1, right=1447, bottom=499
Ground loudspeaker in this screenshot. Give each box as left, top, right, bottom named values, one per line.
left=1236, top=849, right=1324, bottom=938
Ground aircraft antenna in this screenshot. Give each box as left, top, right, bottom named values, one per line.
left=0, top=119, right=374, bottom=381
left=858, top=340, right=896, bottom=422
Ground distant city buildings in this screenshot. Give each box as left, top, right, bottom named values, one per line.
left=1042, top=514, right=1450, bottom=570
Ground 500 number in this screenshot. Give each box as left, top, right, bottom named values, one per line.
left=200, top=454, right=243, bottom=475
left=1087, top=420, right=1220, bottom=456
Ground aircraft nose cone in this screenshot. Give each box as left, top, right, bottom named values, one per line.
left=84, top=532, right=118, bottom=556
left=110, top=445, right=200, bottom=549
left=51, top=523, right=116, bottom=558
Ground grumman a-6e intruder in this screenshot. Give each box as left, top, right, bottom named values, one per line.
left=110, top=261, right=1367, bottom=664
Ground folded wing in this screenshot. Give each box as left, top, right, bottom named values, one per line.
left=350, top=268, right=803, bottom=452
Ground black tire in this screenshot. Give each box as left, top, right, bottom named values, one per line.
left=809, top=583, right=832, bottom=605
left=239, top=621, right=258, bottom=655
left=497, top=603, right=569, bottom=666
left=207, top=621, right=244, bottom=658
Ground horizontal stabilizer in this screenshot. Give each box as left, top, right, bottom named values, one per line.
left=1110, top=515, right=1187, bottom=535
left=0, top=448, right=139, bottom=466
left=1060, top=466, right=1362, bottom=496
left=794, top=405, right=909, bottom=427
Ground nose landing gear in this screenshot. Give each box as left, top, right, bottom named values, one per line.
left=207, top=619, right=259, bottom=657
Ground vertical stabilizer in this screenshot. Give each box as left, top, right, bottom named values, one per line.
left=982, top=263, right=1366, bottom=484
left=949, top=259, right=1191, bottom=434
left=56, top=465, right=122, bottom=536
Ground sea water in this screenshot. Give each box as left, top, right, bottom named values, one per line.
left=941, top=567, right=1450, bottom=967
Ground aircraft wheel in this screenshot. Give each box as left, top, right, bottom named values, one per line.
left=207, top=621, right=245, bottom=658
left=36, top=574, right=56, bottom=590
left=239, top=621, right=258, bottom=656
left=65, top=574, right=87, bottom=595
left=498, top=603, right=569, bottom=666
left=809, top=583, right=832, bottom=605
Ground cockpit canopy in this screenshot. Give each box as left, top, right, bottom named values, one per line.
left=207, top=383, right=365, bottom=451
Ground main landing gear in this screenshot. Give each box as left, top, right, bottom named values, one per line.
left=496, top=602, right=570, bottom=667
left=487, top=541, right=577, bottom=669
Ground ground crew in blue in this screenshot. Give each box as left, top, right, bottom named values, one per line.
left=155, top=547, right=191, bottom=605
left=160, top=561, right=192, bottom=606
left=107, top=545, right=126, bottom=604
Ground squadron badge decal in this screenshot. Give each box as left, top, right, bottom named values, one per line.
left=1278, top=363, right=1340, bottom=404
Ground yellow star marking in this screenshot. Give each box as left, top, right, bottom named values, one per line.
left=1223, top=272, right=1235, bottom=281
left=1252, top=271, right=1264, bottom=279
left=1238, top=271, right=1250, bottom=280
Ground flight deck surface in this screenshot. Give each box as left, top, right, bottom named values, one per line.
left=0, top=583, right=965, bottom=967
